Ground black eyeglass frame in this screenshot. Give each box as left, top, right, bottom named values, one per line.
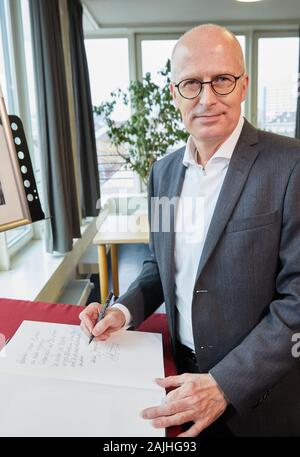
left=174, top=73, right=244, bottom=99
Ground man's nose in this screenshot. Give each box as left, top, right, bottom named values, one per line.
left=198, top=83, right=217, bottom=106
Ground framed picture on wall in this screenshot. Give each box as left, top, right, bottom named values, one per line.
left=0, top=85, right=44, bottom=232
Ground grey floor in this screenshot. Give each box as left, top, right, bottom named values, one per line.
left=87, top=243, right=148, bottom=301
left=87, top=243, right=165, bottom=312
left=113, top=243, right=150, bottom=295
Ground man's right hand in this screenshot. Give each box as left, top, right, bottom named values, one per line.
left=79, top=302, right=126, bottom=341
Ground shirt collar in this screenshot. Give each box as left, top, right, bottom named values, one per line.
left=182, top=115, right=245, bottom=167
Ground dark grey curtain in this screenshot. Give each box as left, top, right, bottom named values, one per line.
left=296, top=25, right=300, bottom=139
left=29, top=0, right=81, bottom=253
left=67, top=0, right=100, bottom=217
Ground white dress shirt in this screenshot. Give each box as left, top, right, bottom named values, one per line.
left=114, top=116, right=245, bottom=346
left=175, top=116, right=244, bottom=349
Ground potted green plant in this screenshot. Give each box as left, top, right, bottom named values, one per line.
left=93, top=60, right=189, bottom=189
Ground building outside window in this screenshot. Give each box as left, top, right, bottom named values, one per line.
left=257, top=36, right=299, bottom=137
left=85, top=38, right=132, bottom=194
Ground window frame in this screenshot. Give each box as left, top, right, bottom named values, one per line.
left=85, top=36, right=134, bottom=193
left=135, top=31, right=250, bottom=119
left=0, top=0, right=39, bottom=266
left=1, top=15, right=298, bottom=267
left=251, top=29, right=299, bottom=128
left=84, top=23, right=299, bottom=193
left=135, top=32, right=180, bottom=81
left=6, top=225, right=34, bottom=257
left=84, top=22, right=299, bottom=125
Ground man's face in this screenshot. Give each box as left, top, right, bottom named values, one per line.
left=170, top=37, right=249, bottom=145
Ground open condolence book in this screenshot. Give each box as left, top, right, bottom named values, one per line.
left=0, top=321, right=165, bottom=437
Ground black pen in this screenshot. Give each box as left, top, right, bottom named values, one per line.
left=88, top=291, right=114, bottom=345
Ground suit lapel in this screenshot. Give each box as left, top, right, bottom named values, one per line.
left=161, top=148, right=186, bottom=326
left=194, top=120, right=260, bottom=286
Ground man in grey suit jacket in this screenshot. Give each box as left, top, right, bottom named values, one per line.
left=80, top=24, right=300, bottom=437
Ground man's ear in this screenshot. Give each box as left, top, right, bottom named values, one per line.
left=170, top=83, right=179, bottom=109
left=241, top=74, right=249, bottom=103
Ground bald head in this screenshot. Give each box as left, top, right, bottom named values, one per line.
left=169, top=23, right=249, bottom=154
left=171, top=24, right=246, bottom=82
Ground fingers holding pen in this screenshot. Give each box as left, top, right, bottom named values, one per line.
left=92, top=309, right=126, bottom=339
left=92, top=312, right=112, bottom=338
left=79, top=312, right=111, bottom=341
left=79, top=302, right=101, bottom=334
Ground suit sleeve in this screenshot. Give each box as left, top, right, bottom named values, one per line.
left=114, top=163, right=164, bottom=328
left=210, top=159, right=300, bottom=415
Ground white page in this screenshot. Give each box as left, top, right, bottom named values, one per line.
left=0, top=372, right=165, bottom=437
left=0, top=321, right=165, bottom=391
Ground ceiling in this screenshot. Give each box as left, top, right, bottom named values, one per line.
left=82, top=0, right=300, bottom=33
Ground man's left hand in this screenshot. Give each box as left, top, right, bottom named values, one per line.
left=141, top=373, right=228, bottom=437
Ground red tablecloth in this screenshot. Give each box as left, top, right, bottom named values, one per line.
left=0, top=297, right=180, bottom=437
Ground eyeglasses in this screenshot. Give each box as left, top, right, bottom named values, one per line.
left=174, top=73, right=244, bottom=99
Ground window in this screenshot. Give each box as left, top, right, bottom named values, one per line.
left=0, top=0, right=34, bottom=256
left=0, top=0, right=17, bottom=111
left=257, top=36, right=299, bottom=137
left=0, top=3, right=10, bottom=106
left=85, top=38, right=130, bottom=118
left=141, top=39, right=177, bottom=86
left=236, top=35, right=246, bottom=116
left=21, top=0, right=43, bottom=202
left=140, top=38, right=183, bottom=152
left=140, top=34, right=246, bottom=126
left=0, top=0, right=43, bottom=261
left=85, top=38, right=133, bottom=194
left=141, top=36, right=246, bottom=82
left=236, top=35, right=246, bottom=58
